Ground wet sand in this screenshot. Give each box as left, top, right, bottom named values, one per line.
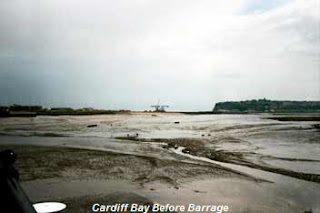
left=0, top=114, right=319, bottom=212
left=1, top=145, right=261, bottom=213
left=0, top=144, right=318, bottom=213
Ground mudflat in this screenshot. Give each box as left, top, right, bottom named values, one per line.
left=1, top=145, right=260, bottom=213
left=0, top=114, right=319, bottom=212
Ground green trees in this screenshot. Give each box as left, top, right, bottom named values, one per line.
left=213, top=99, right=320, bottom=113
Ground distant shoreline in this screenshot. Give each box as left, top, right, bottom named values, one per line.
left=213, top=99, right=320, bottom=114
left=1, top=110, right=320, bottom=117
left=1, top=100, right=320, bottom=117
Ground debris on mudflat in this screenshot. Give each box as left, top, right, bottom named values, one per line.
left=167, top=143, right=174, bottom=148
left=312, top=124, right=320, bottom=129
left=163, top=143, right=179, bottom=149
left=87, top=124, right=98, bottom=128
left=182, top=148, right=190, bottom=154
left=125, top=134, right=138, bottom=140
left=174, top=121, right=180, bottom=124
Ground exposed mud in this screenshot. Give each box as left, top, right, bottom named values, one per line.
left=1, top=114, right=320, bottom=212
left=116, top=137, right=320, bottom=183
left=1, top=145, right=260, bottom=185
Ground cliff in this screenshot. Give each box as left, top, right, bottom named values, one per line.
left=213, top=99, right=320, bottom=113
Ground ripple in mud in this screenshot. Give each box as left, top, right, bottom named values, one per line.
left=122, top=137, right=320, bottom=184
left=0, top=145, right=260, bottom=187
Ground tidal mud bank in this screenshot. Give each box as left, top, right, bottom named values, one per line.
left=117, top=137, right=320, bottom=184
left=1, top=114, right=319, bottom=212
left=0, top=144, right=267, bottom=213
left=2, top=145, right=258, bottom=185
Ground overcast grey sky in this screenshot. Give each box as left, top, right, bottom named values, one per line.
left=0, top=0, right=319, bottom=111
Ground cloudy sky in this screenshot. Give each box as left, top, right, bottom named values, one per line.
left=0, top=0, right=319, bottom=111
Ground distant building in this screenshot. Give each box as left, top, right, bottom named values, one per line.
left=0, top=107, right=10, bottom=115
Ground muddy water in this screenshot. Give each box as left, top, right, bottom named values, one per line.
left=171, top=146, right=320, bottom=212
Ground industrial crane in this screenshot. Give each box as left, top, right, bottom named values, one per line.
left=151, top=100, right=169, bottom=112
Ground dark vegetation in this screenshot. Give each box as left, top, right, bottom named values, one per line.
left=38, top=108, right=124, bottom=116
left=213, top=99, right=320, bottom=113
left=0, top=105, right=130, bottom=116
left=267, top=117, right=320, bottom=122
left=182, top=111, right=215, bottom=115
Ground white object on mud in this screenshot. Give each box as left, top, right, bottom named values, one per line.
left=33, top=202, right=66, bottom=213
